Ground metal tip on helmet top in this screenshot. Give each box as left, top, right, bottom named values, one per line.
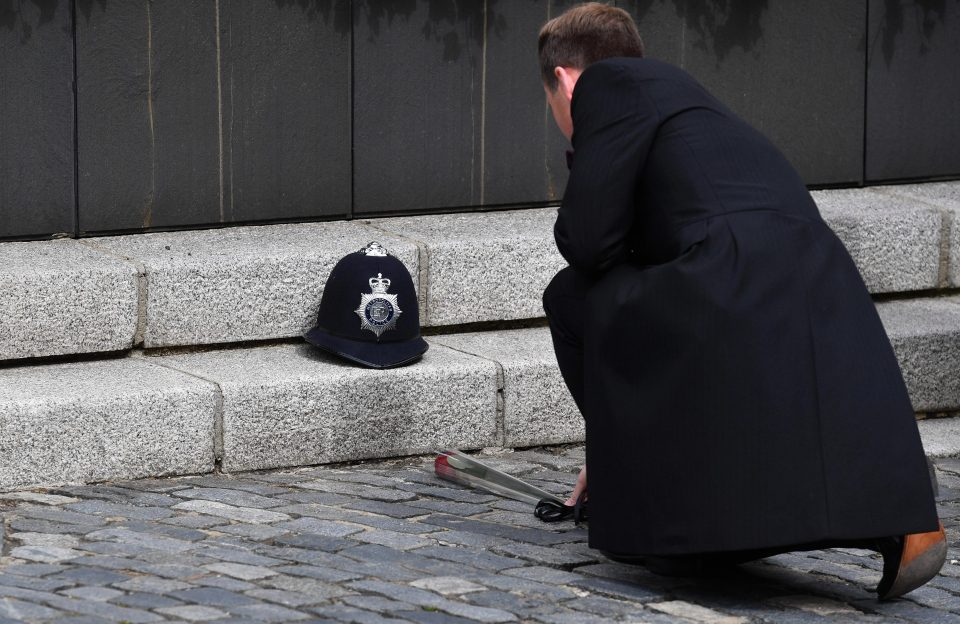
left=362, top=241, right=389, bottom=256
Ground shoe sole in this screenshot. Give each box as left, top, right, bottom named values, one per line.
left=879, top=525, right=948, bottom=600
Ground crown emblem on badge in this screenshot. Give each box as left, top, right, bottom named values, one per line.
left=369, top=274, right=391, bottom=294
left=356, top=272, right=402, bottom=339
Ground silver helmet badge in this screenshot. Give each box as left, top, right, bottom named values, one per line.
left=355, top=273, right=402, bottom=338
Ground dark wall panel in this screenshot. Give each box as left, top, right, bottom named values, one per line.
left=6, top=1, right=960, bottom=240
left=76, top=0, right=220, bottom=233
left=621, top=0, right=866, bottom=186
left=866, top=0, right=960, bottom=182
left=0, top=0, right=74, bottom=238
left=482, top=0, right=569, bottom=206
left=353, top=0, right=484, bottom=215
left=220, top=0, right=351, bottom=222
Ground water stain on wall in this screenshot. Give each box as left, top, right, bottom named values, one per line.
left=0, top=0, right=58, bottom=43
left=632, top=0, right=769, bottom=64
left=357, top=0, right=505, bottom=63
left=272, top=0, right=351, bottom=32
left=75, top=0, right=106, bottom=21
left=872, top=0, right=956, bottom=66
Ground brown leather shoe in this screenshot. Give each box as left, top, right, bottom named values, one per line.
left=877, top=521, right=947, bottom=600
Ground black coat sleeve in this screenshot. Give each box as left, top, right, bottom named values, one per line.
left=555, top=62, right=660, bottom=274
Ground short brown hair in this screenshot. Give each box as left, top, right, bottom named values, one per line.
left=539, top=2, right=645, bottom=91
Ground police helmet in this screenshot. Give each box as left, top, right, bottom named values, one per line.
left=304, top=242, right=428, bottom=368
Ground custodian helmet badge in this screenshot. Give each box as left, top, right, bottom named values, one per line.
left=355, top=272, right=401, bottom=338
left=304, top=241, right=428, bottom=369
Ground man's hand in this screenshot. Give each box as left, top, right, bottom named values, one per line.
left=565, top=465, right=587, bottom=505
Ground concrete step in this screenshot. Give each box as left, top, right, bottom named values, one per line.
left=0, top=358, right=216, bottom=490
left=0, top=182, right=958, bottom=360
left=0, top=240, right=138, bottom=360
left=2, top=297, right=959, bottom=491
left=877, top=296, right=960, bottom=413
left=0, top=328, right=577, bottom=492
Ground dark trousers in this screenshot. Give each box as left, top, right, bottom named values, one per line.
left=543, top=266, right=590, bottom=418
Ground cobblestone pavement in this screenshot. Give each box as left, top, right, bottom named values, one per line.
left=1, top=446, right=959, bottom=623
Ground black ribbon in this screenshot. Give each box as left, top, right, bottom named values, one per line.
left=535, top=491, right=588, bottom=525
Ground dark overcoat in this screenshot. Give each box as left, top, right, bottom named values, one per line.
left=558, top=58, right=939, bottom=556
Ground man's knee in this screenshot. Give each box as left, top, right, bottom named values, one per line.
left=543, top=266, right=590, bottom=317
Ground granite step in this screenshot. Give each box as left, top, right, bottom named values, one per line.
left=1, top=182, right=958, bottom=361
left=0, top=329, right=576, bottom=492
left=2, top=298, right=960, bottom=492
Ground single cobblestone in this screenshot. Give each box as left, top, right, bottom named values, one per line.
left=320, top=471, right=404, bottom=487
left=338, top=544, right=475, bottom=579
left=0, top=599, right=65, bottom=621
left=273, top=516, right=364, bottom=537
left=214, top=523, right=289, bottom=541
left=272, top=505, right=436, bottom=536
left=275, top=490, right=356, bottom=506
left=501, top=565, right=585, bottom=584
left=48, top=567, right=130, bottom=586
left=463, top=589, right=545, bottom=619
left=0, top=563, right=65, bottom=577
left=8, top=545, right=83, bottom=563
left=411, top=544, right=520, bottom=572
left=0, top=574, right=72, bottom=592
left=344, top=500, right=429, bottom=519
left=273, top=564, right=363, bottom=583
left=85, top=527, right=199, bottom=553
left=397, top=610, right=480, bottom=624
left=12, top=507, right=106, bottom=527
left=353, top=530, right=437, bottom=551
left=391, top=483, right=499, bottom=505
left=195, top=575, right=258, bottom=592
left=648, top=599, right=750, bottom=623
left=339, top=594, right=415, bottom=612
left=155, top=604, right=229, bottom=621
left=44, top=594, right=165, bottom=622
left=409, top=577, right=486, bottom=595
left=7, top=518, right=90, bottom=536
left=194, top=544, right=286, bottom=567
left=59, top=585, right=125, bottom=602
left=229, top=601, right=313, bottom=621
left=113, top=592, right=183, bottom=610
left=307, top=603, right=410, bottom=623
left=170, top=501, right=291, bottom=524
left=160, top=514, right=224, bottom=529
left=0, top=447, right=958, bottom=622
left=242, top=587, right=317, bottom=607
left=65, top=500, right=176, bottom=521
left=8, top=532, right=80, bottom=550
left=262, top=574, right=353, bottom=599
left=118, top=520, right=209, bottom=542
left=173, top=488, right=289, bottom=510
left=273, top=532, right=353, bottom=552
left=490, top=540, right=598, bottom=568
left=296, top=480, right=419, bottom=503
left=469, top=573, right=581, bottom=600
left=74, top=486, right=181, bottom=506
left=0, top=493, right=79, bottom=506
left=169, top=586, right=260, bottom=607
left=404, top=499, right=493, bottom=517
left=531, top=607, right=615, bottom=624
left=417, top=515, right=572, bottom=546
left=112, top=576, right=193, bottom=594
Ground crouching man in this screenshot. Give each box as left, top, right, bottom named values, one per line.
left=539, top=2, right=945, bottom=600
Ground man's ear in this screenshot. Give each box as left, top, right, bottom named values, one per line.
left=553, top=66, right=581, bottom=102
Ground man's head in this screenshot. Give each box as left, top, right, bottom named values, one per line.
left=539, top=3, right=645, bottom=92
left=539, top=3, right=644, bottom=140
